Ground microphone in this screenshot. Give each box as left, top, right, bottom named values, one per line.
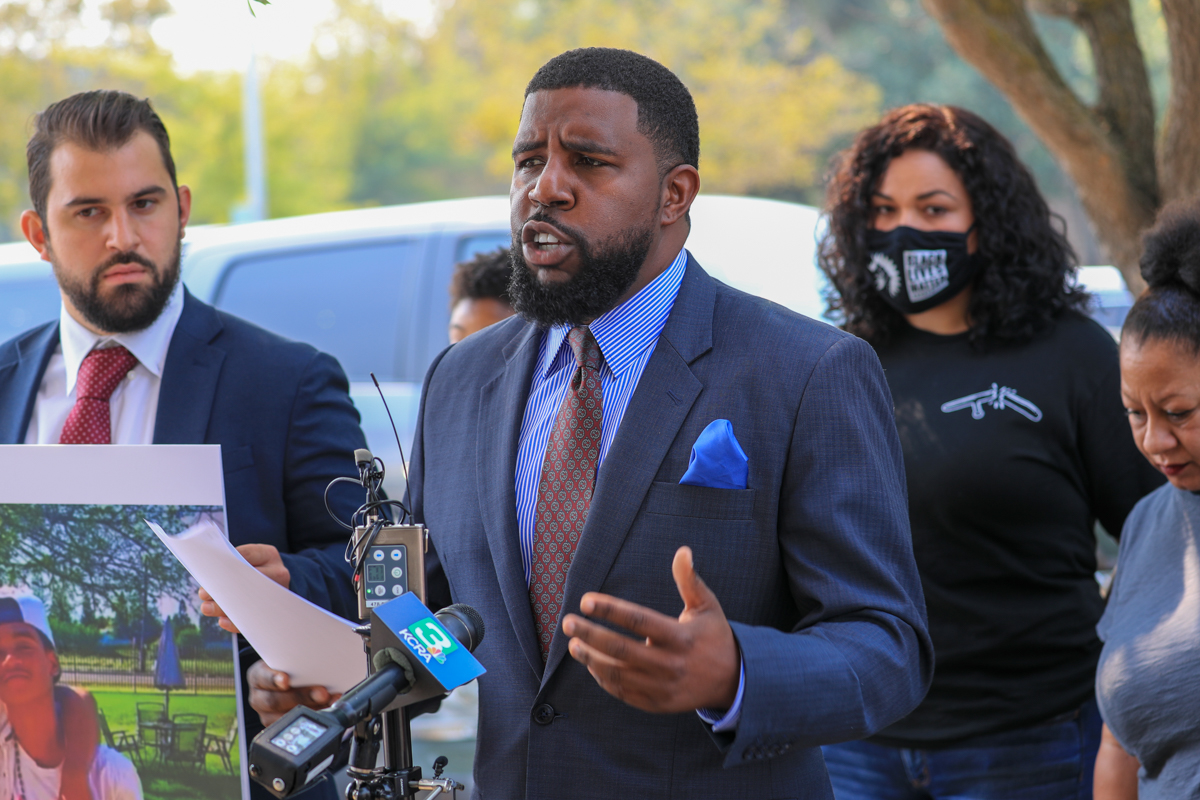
left=327, top=604, right=486, bottom=727
left=432, top=603, right=486, bottom=653
left=249, top=602, right=486, bottom=798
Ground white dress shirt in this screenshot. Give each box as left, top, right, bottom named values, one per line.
left=24, top=285, right=185, bottom=445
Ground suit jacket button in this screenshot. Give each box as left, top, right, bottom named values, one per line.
left=533, top=704, right=556, bottom=725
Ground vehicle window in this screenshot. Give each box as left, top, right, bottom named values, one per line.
left=213, top=239, right=422, bottom=382
left=455, top=233, right=511, bottom=264
left=0, top=276, right=61, bottom=343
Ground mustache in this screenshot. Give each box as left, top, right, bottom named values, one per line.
left=522, top=211, right=589, bottom=246
left=96, top=250, right=158, bottom=275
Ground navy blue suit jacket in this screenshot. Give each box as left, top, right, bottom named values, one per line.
left=0, top=290, right=364, bottom=611
left=0, top=289, right=366, bottom=797
left=409, top=259, right=933, bottom=799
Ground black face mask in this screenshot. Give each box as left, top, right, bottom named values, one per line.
left=864, top=225, right=986, bottom=314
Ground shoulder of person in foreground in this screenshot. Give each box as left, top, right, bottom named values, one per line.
left=1112, top=481, right=1180, bottom=567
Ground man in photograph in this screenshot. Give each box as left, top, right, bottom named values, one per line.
left=0, top=594, right=141, bottom=800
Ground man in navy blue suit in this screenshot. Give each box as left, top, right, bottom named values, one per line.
left=397, top=49, right=933, bottom=798
left=0, top=91, right=364, bottom=799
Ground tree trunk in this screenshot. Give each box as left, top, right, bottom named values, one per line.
left=922, top=0, right=1158, bottom=293
left=1159, top=0, right=1200, bottom=205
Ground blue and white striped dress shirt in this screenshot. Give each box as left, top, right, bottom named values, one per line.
left=514, top=247, right=686, bottom=580
left=513, top=247, right=743, bottom=731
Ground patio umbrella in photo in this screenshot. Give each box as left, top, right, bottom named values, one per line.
left=153, top=617, right=186, bottom=717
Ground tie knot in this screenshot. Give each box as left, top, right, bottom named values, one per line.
left=76, top=345, right=138, bottom=402
left=567, top=326, right=602, bottom=373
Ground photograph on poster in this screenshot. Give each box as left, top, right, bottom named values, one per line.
left=0, top=504, right=241, bottom=800
left=0, top=444, right=241, bottom=800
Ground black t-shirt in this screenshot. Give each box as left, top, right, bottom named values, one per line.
left=870, top=311, right=1164, bottom=746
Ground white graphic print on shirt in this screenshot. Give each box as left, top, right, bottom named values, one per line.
left=940, top=383, right=1043, bottom=422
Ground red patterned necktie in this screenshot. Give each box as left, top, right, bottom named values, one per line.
left=59, top=345, right=139, bottom=444
left=530, top=326, right=604, bottom=659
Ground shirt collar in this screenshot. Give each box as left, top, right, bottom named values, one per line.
left=60, top=282, right=185, bottom=395
left=539, top=247, right=688, bottom=379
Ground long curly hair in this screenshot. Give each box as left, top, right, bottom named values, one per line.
left=818, top=104, right=1088, bottom=348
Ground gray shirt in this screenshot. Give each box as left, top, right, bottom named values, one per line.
left=1097, top=483, right=1200, bottom=799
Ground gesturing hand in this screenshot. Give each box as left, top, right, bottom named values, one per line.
left=198, top=544, right=290, bottom=633
left=561, top=546, right=740, bottom=714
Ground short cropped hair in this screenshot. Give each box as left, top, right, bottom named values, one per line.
left=450, top=247, right=513, bottom=309
left=525, top=48, right=699, bottom=174
left=27, top=90, right=178, bottom=226
left=1123, top=196, right=1200, bottom=354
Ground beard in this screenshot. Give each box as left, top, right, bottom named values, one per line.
left=508, top=214, right=654, bottom=328
left=51, top=239, right=181, bottom=334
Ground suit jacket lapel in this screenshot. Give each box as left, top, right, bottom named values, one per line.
left=478, top=321, right=545, bottom=678
left=0, top=322, right=60, bottom=444
left=153, top=290, right=226, bottom=444
left=542, top=258, right=716, bottom=679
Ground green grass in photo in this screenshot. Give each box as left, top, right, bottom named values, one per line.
left=90, top=689, right=242, bottom=800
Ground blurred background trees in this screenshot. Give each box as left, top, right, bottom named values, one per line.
left=0, top=0, right=1176, bottom=277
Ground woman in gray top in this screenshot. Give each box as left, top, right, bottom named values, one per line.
left=1096, top=197, right=1200, bottom=799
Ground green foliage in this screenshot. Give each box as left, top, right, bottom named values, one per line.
left=0, top=0, right=882, bottom=237
left=48, top=618, right=104, bottom=652
left=0, top=503, right=218, bottom=662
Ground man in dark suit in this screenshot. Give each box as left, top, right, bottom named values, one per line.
left=0, top=90, right=364, bottom=798
left=403, top=49, right=933, bottom=798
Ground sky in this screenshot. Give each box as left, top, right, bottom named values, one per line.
left=71, top=0, right=437, bottom=74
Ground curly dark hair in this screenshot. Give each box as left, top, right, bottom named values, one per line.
left=449, top=247, right=513, bottom=310
left=818, top=104, right=1087, bottom=347
left=1123, top=196, right=1200, bottom=353
left=526, top=48, right=698, bottom=175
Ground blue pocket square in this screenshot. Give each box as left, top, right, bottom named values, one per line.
left=679, top=419, right=748, bottom=490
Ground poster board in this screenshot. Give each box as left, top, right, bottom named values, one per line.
left=0, top=445, right=246, bottom=800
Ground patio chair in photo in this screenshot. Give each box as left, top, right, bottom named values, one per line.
left=98, top=710, right=142, bottom=768
left=165, top=713, right=208, bottom=772
left=135, top=703, right=168, bottom=759
left=205, top=718, right=238, bottom=774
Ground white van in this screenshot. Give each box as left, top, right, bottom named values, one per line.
left=0, top=195, right=1130, bottom=496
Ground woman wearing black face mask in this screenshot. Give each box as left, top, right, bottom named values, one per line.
left=817, top=104, right=1163, bottom=800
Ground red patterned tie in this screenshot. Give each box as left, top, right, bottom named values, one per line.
left=59, top=345, right=139, bottom=444
left=530, top=326, right=604, bottom=659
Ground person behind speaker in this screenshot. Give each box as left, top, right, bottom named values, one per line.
left=817, top=104, right=1164, bottom=799
left=1093, top=197, right=1200, bottom=799
left=0, top=90, right=370, bottom=800
left=448, top=247, right=515, bottom=344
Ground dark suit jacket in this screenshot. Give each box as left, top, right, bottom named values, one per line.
left=0, top=289, right=367, bottom=798
left=409, top=258, right=934, bottom=799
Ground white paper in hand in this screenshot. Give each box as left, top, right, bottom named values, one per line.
left=146, top=519, right=366, bottom=692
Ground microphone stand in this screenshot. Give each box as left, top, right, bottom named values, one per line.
left=344, top=456, right=462, bottom=800
left=342, top=624, right=460, bottom=800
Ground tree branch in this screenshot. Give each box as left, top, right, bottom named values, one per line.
left=1033, top=0, right=1157, bottom=211
left=922, top=0, right=1154, bottom=292
left=1158, top=0, right=1200, bottom=204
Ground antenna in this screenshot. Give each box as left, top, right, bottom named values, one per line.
left=371, top=373, right=412, bottom=522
